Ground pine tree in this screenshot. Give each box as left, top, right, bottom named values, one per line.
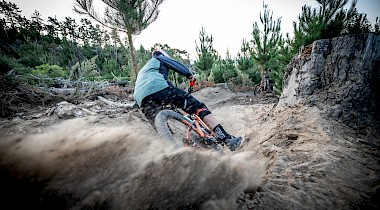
left=251, top=2, right=282, bottom=92
left=271, top=35, right=293, bottom=95
left=292, top=0, right=372, bottom=54
left=195, top=26, right=217, bottom=81
left=237, top=39, right=254, bottom=72
left=74, top=0, right=165, bottom=81
left=46, top=17, right=60, bottom=39
left=29, top=10, right=43, bottom=40
left=220, top=50, right=237, bottom=82
left=237, top=39, right=260, bottom=84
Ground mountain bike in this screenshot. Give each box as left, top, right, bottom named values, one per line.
left=154, top=79, right=224, bottom=152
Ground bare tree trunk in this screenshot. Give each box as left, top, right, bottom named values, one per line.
left=260, top=63, right=265, bottom=93
left=127, top=32, right=139, bottom=81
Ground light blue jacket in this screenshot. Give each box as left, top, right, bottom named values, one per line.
left=133, top=55, right=192, bottom=107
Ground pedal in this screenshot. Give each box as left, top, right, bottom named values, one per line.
left=203, top=137, right=215, bottom=145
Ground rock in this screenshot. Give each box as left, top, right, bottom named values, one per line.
left=55, top=101, right=85, bottom=119
left=279, top=33, right=380, bottom=130
left=249, top=33, right=380, bottom=210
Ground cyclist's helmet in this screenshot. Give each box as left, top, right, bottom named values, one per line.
left=152, top=48, right=172, bottom=58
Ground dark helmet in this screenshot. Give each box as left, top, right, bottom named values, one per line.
left=152, top=48, right=172, bottom=58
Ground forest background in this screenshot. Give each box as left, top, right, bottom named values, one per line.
left=0, top=0, right=379, bottom=98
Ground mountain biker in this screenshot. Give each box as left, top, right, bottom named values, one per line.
left=133, top=48, right=242, bottom=151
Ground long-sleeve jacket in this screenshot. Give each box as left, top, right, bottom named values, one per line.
left=133, top=54, right=193, bottom=107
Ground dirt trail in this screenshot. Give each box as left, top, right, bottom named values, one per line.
left=0, top=86, right=270, bottom=209
left=2, top=33, right=379, bottom=209
left=0, top=85, right=378, bottom=209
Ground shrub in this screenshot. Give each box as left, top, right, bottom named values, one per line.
left=32, top=64, right=67, bottom=78
left=0, top=55, right=22, bottom=75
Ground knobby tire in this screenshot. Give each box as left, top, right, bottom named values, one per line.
left=155, top=109, right=193, bottom=148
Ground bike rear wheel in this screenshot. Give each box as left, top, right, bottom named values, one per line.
left=154, top=110, right=222, bottom=152
left=155, top=110, right=195, bottom=148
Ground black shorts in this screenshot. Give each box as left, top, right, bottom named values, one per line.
left=141, top=86, right=211, bottom=126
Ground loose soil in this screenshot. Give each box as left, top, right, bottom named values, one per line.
left=0, top=85, right=378, bottom=209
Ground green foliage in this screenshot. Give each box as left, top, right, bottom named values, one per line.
left=236, top=38, right=261, bottom=85
left=0, top=0, right=163, bottom=85
left=269, top=36, right=293, bottom=95
left=168, top=71, right=187, bottom=87
left=0, top=54, right=22, bottom=74
left=234, top=72, right=255, bottom=87
left=81, top=55, right=99, bottom=77
left=101, top=58, right=118, bottom=73
left=271, top=67, right=284, bottom=95
left=343, top=8, right=372, bottom=34
left=100, top=58, right=129, bottom=81
left=70, top=55, right=99, bottom=80
left=236, top=39, right=254, bottom=72
left=208, top=53, right=237, bottom=84
left=14, top=64, right=66, bottom=86
left=73, top=0, right=165, bottom=79
left=251, top=2, right=282, bottom=90
left=322, top=0, right=372, bottom=38
left=136, top=45, right=151, bottom=68
left=209, top=65, right=222, bottom=83
left=195, top=27, right=217, bottom=76
left=32, top=64, right=67, bottom=78
left=1, top=0, right=379, bottom=95
left=226, top=71, right=256, bottom=92
left=246, top=68, right=261, bottom=84
left=221, top=54, right=237, bottom=82
left=14, top=66, right=34, bottom=76
left=292, top=0, right=375, bottom=55
left=151, top=43, right=190, bottom=87
left=375, top=17, right=380, bottom=33
left=16, top=38, right=46, bottom=67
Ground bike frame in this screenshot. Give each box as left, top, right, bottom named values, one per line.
left=176, top=79, right=219, bottom=146
left=153, top=78, right=222, bottom=149
left=177, top=109, right=214, bottom=142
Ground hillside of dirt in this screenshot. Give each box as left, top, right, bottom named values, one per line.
left=0, top=33, right=379, bottom=209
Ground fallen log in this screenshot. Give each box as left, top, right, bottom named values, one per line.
left=49, top=87, right=86, bottom=95
left=97, top=96, right=135, bottom=108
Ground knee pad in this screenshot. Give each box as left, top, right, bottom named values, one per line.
left=196, top=107, right=211, bottom=119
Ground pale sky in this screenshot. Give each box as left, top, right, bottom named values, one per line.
left=9, top=0, right=380, bottom=60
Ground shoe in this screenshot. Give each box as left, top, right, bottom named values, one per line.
left=224, top=136, right=242, bottom=151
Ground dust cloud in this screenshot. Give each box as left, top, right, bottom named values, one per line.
left=0, top=117, right=267, bottom=209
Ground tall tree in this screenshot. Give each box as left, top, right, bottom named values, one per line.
left=237, top=38, right=260, bottom=84
left=268, top=34, right=293, bottom=95
left=195, top=26, right=217, bottom=80
left=237, top=39, right=254, bottom=72
left=219, top=50, right=237, bottom=83
left=29, top=10, right=43, bottom=39
left=342, top=4, right=372, bottom=35
left=292, top=0, right=372, bottom=54
left=110, top=28, right=121, bottom=59
left=46, top=16, right=60, bottom=38
left=251, top=2, right=282, bottom=92
left=0, top=1, right=23, bottom=30
left=73, top=0, right=165, bottom=80
left=78, top=18, right=92, bottom=44
left=63, top=17, right=79, bottom=42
